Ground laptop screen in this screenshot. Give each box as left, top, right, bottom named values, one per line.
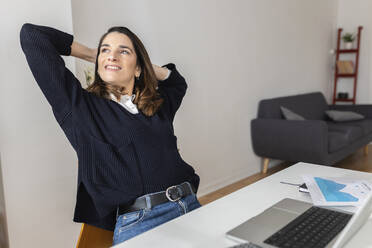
left=333, top=193, right=372, bottom=248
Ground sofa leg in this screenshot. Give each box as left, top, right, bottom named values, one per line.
left=364, top=145, right=369, bottom=156
left=262, top=158, right=270, bottom=174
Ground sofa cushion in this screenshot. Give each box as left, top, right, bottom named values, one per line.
left=280, top=106, right=305, bottom=120
left=340, top=119, right=372, bottom=135
left=327, top=123, right=364, bottom=143
left=328, top=131, right=349, bottom=152
left=325, top=110, right=364, bottom=122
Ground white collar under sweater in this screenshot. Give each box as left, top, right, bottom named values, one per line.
left=109, top=69, right=171, bottom=114
left=109, top=92, right=138, bottom=114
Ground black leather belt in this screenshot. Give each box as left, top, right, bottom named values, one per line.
left=117, top=182, right=196, bottom=216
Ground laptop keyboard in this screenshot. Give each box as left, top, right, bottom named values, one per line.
left=263, top=206, right=352, bottom=248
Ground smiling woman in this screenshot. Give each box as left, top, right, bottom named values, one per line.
left=20, top=23, right=201, bottom=247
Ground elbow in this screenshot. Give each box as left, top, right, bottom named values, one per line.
left=20, top=23, right=33, bottom=47
left=20, top=23, right=39, bottom=49
left=20, top=23, right=33, bottom=38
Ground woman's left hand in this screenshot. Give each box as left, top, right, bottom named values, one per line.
left=152, top=64, right=169, bottom=81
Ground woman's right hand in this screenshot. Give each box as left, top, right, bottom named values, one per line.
left=70, top=41, right=97, bottom=63
left=91, top=48, right=98, bottom=63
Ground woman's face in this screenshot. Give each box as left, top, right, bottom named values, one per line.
left=97, top=32, right=141, bottom=90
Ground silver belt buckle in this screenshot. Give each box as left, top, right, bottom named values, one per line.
left=166, top=185, right=181, bottom=202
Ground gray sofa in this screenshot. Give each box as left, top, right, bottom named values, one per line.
left=251, top=92, right=372, bottom=173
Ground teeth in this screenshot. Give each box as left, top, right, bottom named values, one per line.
left=106, top=65, right=121, bottom=70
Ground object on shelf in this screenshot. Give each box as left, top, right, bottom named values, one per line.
left=342, top=32, right=355, bottom=49
left=338, top=92, right=349, bottom=99
left=336, top=61, right=354, bottom=74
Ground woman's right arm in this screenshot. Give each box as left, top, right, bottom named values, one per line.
left=20, top=23, right=88, bottom=125
left=70, top=41, right=97, bottom=63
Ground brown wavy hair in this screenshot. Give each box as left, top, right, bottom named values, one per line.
left=86, top=26, right=163, bottom=116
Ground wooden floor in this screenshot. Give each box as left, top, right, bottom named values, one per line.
left=198, top=145, right=372, bottom=206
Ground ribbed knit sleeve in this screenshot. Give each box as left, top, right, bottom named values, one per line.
left=20, top=23, right=82, bottom=125
left=158, top=63, right=188, bottom=122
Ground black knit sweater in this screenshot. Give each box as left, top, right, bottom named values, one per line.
left=20, top=23, right=200, bottom=231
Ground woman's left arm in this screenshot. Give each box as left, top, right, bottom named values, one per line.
left=153, top=63, right=188, bottom=122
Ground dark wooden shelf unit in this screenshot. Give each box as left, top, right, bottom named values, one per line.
left=338, top=49, right=358, bottom=54
left=332, top=26, right=363, bottom=104
left=337, top=73, right=356, bottom=78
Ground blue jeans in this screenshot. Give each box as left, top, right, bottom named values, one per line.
left=112, top=190, right=202, bottom=245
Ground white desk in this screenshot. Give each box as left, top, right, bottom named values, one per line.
left=113, top=163, right=372, bottom=248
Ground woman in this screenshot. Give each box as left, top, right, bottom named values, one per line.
left=20, top=23, right=201, bottom=245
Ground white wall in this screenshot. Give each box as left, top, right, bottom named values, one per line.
left=0, top=1, right=81, bottom=247
left=71, top=0, right=338, bottom=196
left=337, top=0, right=372, bottom=103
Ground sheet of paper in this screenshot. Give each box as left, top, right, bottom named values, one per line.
left=302, top=175, right=372, bottom=207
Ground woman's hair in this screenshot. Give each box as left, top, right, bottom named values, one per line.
left=86, top=26, right=163, bottom=116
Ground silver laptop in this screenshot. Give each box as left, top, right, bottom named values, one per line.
left=226, top=193, right=372, bottom=248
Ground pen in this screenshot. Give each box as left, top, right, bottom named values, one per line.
left=280, top=181, right=302, bottom=186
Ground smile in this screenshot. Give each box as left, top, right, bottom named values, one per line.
left=105, top=65, right=122, bottom=71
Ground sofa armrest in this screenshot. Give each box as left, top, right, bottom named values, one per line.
left=328, top=105, right=372, bottom=119
left=251, top=119, right=328, bottom=162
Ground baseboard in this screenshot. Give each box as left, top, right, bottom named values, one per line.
left=196, top=166, right=256, bottom=197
